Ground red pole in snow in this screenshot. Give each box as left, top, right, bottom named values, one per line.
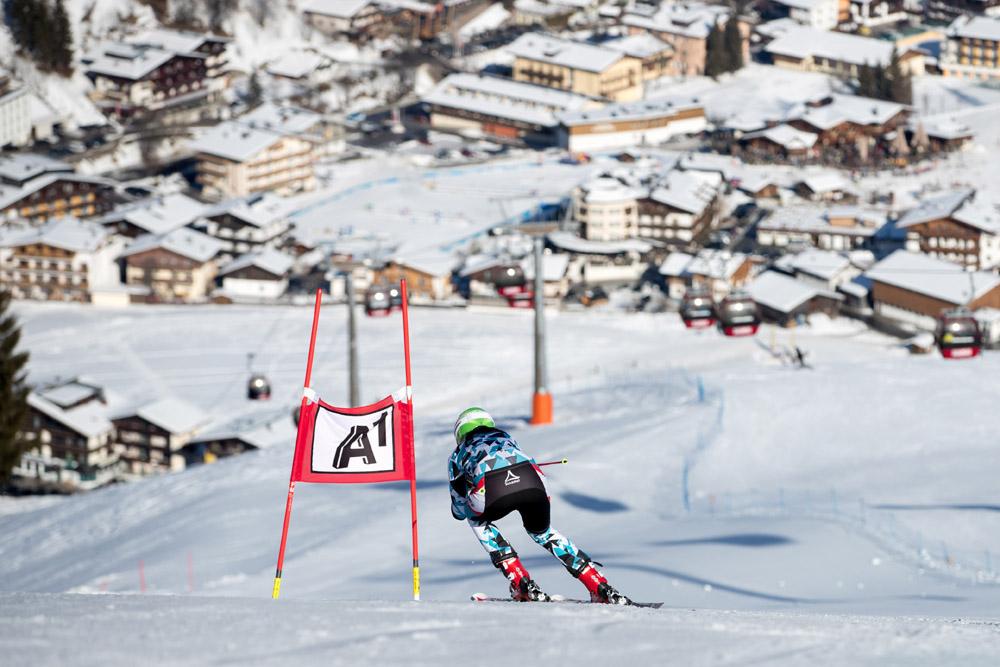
left=139, top=560, right=146, bottom=593
left=400, top=279, right=420, bottom=601
left=272, top=288, right=323, bottom=600
left=537, top=458, right=569, bottom=468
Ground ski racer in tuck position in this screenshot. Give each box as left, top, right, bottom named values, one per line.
left=448, top=407, right=631, bottom=604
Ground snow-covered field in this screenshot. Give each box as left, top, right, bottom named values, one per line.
left=3, top=303, right=1000, bottom=663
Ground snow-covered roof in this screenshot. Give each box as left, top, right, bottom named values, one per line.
left=865, top=250, right=1000, bottom=304
left=759, top=206, right=883, bottom=236
left=203, top=193, right=289, bottom=228
left=755, top=17, right=802, bottom=40
left=190, top=406, right=295, bottom=450
left=267, top=51, right=328, bottom=79
left=191, top=104, right=323, bottom=162
left=684, top=250, right=749, bottom=280
left=507, top=34, right=624, bottom=73
left=0, top=174, right=114, bottom=212
left=2, top=218, right=109, bottom=254
left=648, top=170, right=722, bottom=215
left=547, top=231, right=651, bottom=255
left=513, top=0, right=572, bottom=16
left=121, top=227, right=225, bottom=263
left=658, top=251, right=694, bottom=277
left=424, top=74, right=591, bottom=128
left=948, top=15, right=1000, bottom=42
left=916, top=118, right=973, bottom=141
left=521, top=252, right=571, bottom=281
left=28, top=393, right=113, bottom=438
left=84, top=43, right=180, bottom=81
left=578, top=175, right=644, bottom=204
left=749, top=271, right=820, bottom=314
left=623, top=2, right=729, bottom=39
left=96, top=193, right=207, bottom=235
left=952, top=199, right=1000, bottom=235
left=743, top=124, right=817, bottom=150
left=133, top=397, right=209, bottom=434
left=788, top=249, right=852, bottom=281
left=798, top=171, right=850, bottom=194
left=127, top=28, right=228, bottom=53
left=602, top=33, right=673, bottom=59
left=557, top=96, right=703, bottom=127
left=0, top=154, right=72, bottom=186
left=766, top=26, right=898, bottom=67
left=796, top=94, right=906, bottom=130
left=391, top=250, right=458, bottom=276
left=242, top=103, right=323, bottom=135
left=303, top=0, right=374, bottom=18
left=897, top=190, right=975, bottom=228
left=39, top=381, right=101, bottom=410
left=219, top=248, right=294, bottom=278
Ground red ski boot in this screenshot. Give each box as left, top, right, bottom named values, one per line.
left=579, top=564, right=631, bottom=605
left=499, top=557, right=550, bottom=601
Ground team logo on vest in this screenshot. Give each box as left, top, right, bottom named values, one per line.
left=504, top=469, right=520, bottom=486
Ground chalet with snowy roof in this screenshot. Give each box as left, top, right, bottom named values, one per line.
left=788, top=94, right=910, bottom=149
left=182, top=408, right=295, bottom=466
left=914, top=119, right=974, bottom=153
left=739, top=124, right=818, bottom=160
left=121, top=228, right=225, bottom=303
left=512, top=0, right=576, bottom=27
left=775, top=248, right=861, bottom=290
left=942, top=15, right=1000, bottom=80
left=760, top=0, right=840, bottom=30
left=508, top=33, right=644, bottom=102
left=521, top=252, right=572, bottom=299
left=303, top=0, right=384, bottom=35
left=794, top=172, right=856, bottom=203
left=657, top=250, right=695, bottom=299
left=896, top=190, right=1000, bottom=270
left=622, top=1, right=749, bottom=76
left=638, top=170, right=722, bottom=244
left=682, top=250, right=755, bottom=300
left=372, top=255, right=456, bottom=300
left=0, top=154, right=72, bottom=187
left=556, top=96, right=706, bottom=152
left=193, top=193, right=291, bottom=257
left=126, top=29, right=230, bottom=83
left=865, top=250, right=1000, bottom=330
left=0, top=173, right=119, bottom=225
left=546, top=231, right=652, bottom=285
left=94, top=193, right=207, bottom=239
left=0, top=218, right=125, bottom=302
left=847, top=0, right=911, bottom=29
left=217, top=248, right=294, bottom=301
left=748, top=270, right=842, bottom=325
left=603, top=34, right=675, bottom=81
left=756, top=206, right=886, bottom=251
left=113, top=397, right=209, bottom=475
left=423, top=74, right=595, bottom=145
left=191, top=103, right=331, bottom=198
left=765, top=26, right=925, bottom=76
left=83, top=42, right=212, bottom=118
left=927, top=0, right=1000, bottom=25
left=18, top=392, right=118, bottom=489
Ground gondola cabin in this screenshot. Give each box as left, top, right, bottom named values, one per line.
left=388, top=286, right=403, bottom=312
left=716, top=293, right=761, bottom=337
left=936, top=310, right=982, bottom=359
left=247, top=374, right=272, bottom=400
left=365, top=286, right=393, bottom=317
left=680, top=289, right=715, bottom=329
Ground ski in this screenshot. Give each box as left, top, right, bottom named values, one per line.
left=470, top=593, right=662, bottom=608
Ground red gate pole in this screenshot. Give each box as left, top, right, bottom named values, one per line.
left=272, top=288, right=323, bottom=600
left=400, top=279, right=420, bottom=601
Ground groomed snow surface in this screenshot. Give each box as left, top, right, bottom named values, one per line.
left=4, top=303, right=1000, bottom=665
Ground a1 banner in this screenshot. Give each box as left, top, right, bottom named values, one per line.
left=292, top=393, right=414, bottom=484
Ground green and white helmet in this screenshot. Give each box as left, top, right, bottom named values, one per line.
left=454, top=407, right=495, bottom=445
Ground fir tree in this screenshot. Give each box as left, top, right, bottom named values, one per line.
left=723, top=16, right=744, bottom=72
left=857, top=62, right=876, bottom=99
left=246, top=71, right=263, bottom=107
left=0, top=290, right=31, bottom=485
left=887, top=49, right=912, bottom=105
left=705, top=24, right=727, bottom=78
left=50, top=0, right=73, bottom=74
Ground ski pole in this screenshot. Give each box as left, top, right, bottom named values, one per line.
left=537, top=458, right=568, bottom=467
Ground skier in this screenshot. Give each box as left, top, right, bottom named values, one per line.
left=449, top=407, right=631, bottom=604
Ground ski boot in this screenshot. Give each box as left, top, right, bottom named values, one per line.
left=499, top=556, right=550, bottom=602
left=579, top=564, right=632, bottom=605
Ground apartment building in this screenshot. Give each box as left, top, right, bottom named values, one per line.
left=0, top=75, right=31, bottom=148
left=121, top=227, right=225, bottom=302
left=766, top=25, right=925, bottom=76
left=897, top=189, right=1000, bottom=270
left=942, top=15, right=1000, bottom=80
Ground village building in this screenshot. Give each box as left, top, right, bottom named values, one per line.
left=657, top=250, right=695, bottom=299
left=865, top=249, right=1000, bottom=330
left=194, top=193, right=291, bottom=258
left=602, top=33, right=675, bottom=81
left=847, top=0, right=910, bottom=29
left=896, top=190, right=1000, bottom=270
left=94, top=192, right=208, bottom=239
left=182, top=408, right=294, bottom=467
left=422, top=73, right=595, bottom=145
left=121, top=227, right=226, bottom=303
left=126, top=29, right=230, bottom=86
left=17, top=391, right=118, bottom=489
left=83, top=42, right=214, bottom=119
left=756, top=205, right=886, bottom=250
left=622, top=1, right=749, bottom=76
left=749, top=269, right=843, bottom=325
left=508, top=33, right=644, bottom=102
left=926, top=0, right=1000, bottom=26
left=521, top=251, right=572, bottom=299
left=546, top=231, right=652, bottom=285
left=788, top=94, right=909, bottom=150
left=774, top=248, right=861, bottom=290
left=738, top=124, right=819, bottom=160
left=512, top=0, right=576, bottom=27
left=683, top=249, right=755, bottom=300
left=761, top=0, right=840, bottom=30
left=372, top=255, right=456, bottom=301
left=942, top=15, right=1000, bottom=80
left=765, top=26, right=925, bottom=76
left=303, top=0, right=385, bottom=36
left=0, top=76, right=31, bottom=149
left=914, top=119, right=974, bottom=153
left=638, top=170, right=722, bottom=244
left=0, top=173, right=119, bottom=225
left=556, top=96, right=706, bottom=152
left=0, top=218, right=125, bottom=302
left=192, top=103, right=335, bottom=199
left=793, top=171, right=856, bottom=203
left=217, top=248, right=294, bottom=301
left=573, top=174, right=644, bottom=241
left=112, top=397, right=209, bottom=475
left=0, top=154, right=73, bottom=188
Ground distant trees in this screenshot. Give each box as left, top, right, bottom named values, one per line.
left=855, top=50, right=912, bottom=105
left=5, top=0, right=74, bottom=74
left=706, top=16, right=745, bottom=78
left=0, top=290, right=30, bottom=485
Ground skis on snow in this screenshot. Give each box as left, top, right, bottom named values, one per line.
left=470, top=593, right=663, bottom=609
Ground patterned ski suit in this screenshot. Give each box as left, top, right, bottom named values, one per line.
left=448, top=426, right=592, bottom=576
